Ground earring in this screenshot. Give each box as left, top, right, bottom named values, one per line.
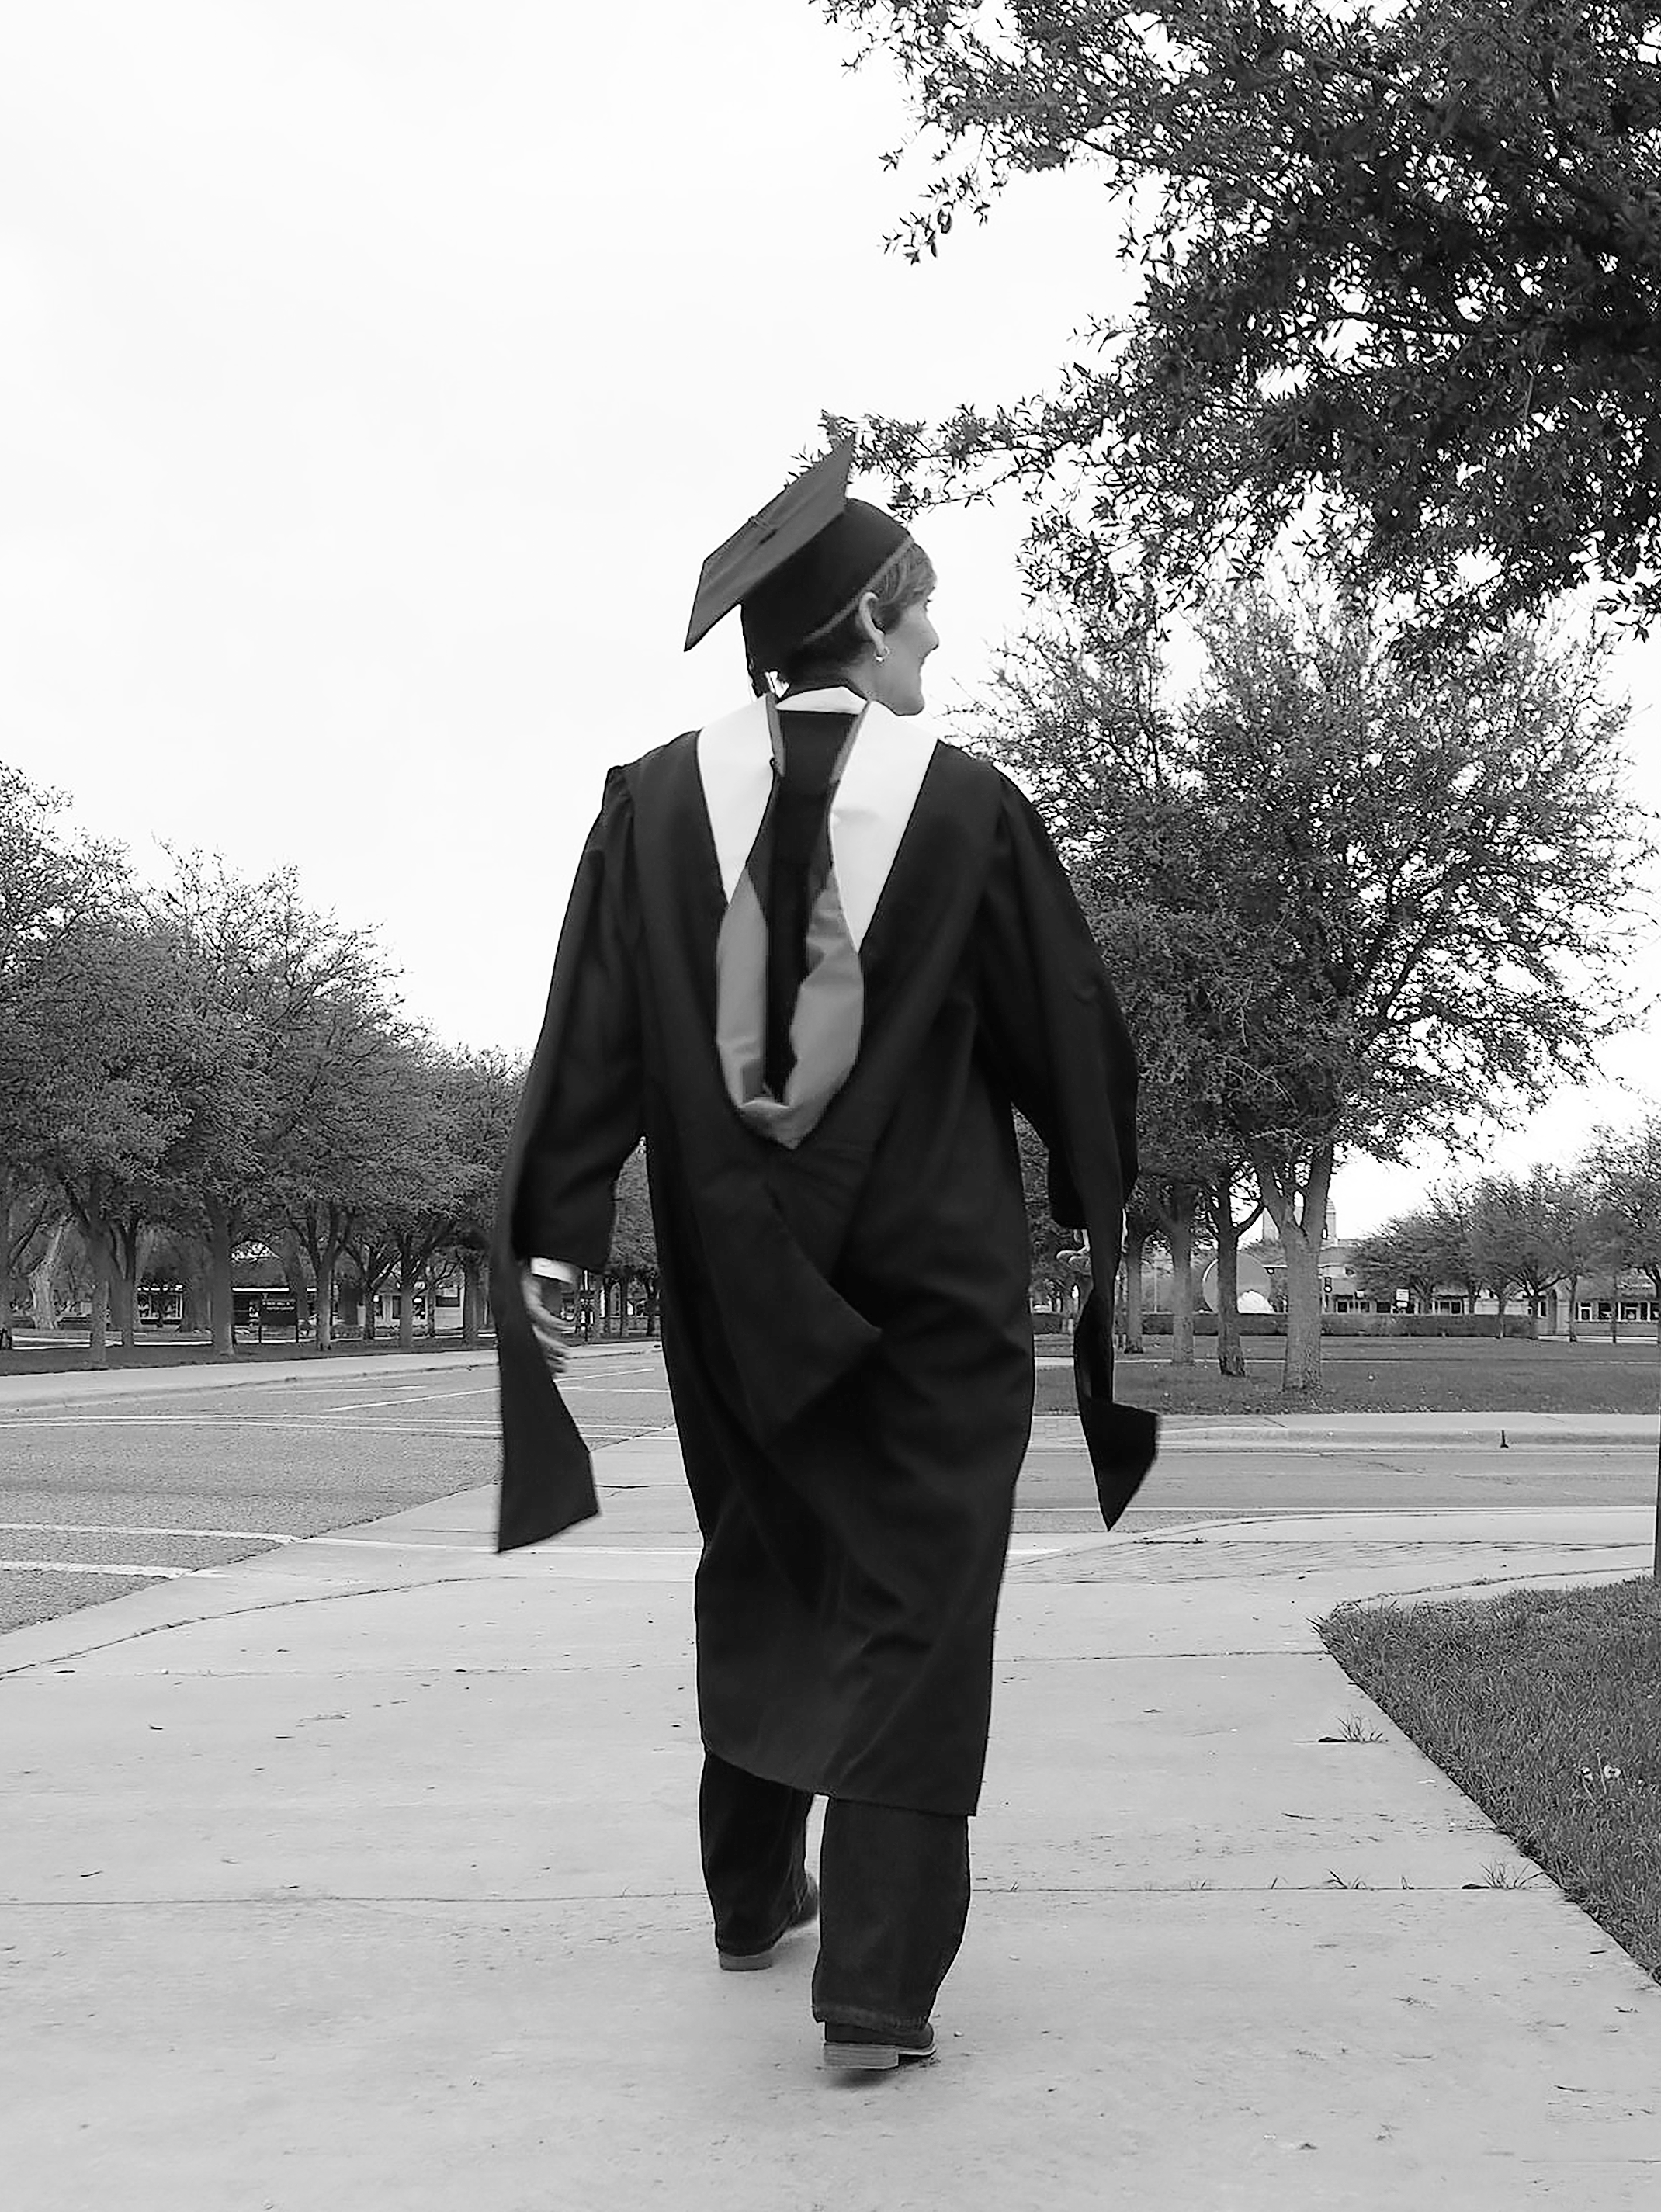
left=875, top=643, right=889, bottom=663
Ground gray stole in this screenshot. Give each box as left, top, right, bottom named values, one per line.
left=698, top=688, right=936, bottom=1151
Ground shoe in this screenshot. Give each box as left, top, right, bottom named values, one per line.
left=716, top=1877, right=819, bottom=1972
left=823, top=2021, right=937, bottom=2072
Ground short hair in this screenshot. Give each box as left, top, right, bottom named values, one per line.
left=772, top=539, right=937, bottom=687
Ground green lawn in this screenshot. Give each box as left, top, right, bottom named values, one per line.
left=1321, top=1581, right=1661, bottom=1985
left=1034, top=1333, right=1661, bottom=1416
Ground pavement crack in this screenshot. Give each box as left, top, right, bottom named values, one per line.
left=0, top=1572, right=507, bottom=1679
left=1006, top=1648, right=1317, bottom=1661
left=2, top=1879, right=1569, bottom=1908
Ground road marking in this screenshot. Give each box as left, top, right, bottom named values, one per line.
left=0, top=1558, right=199, bottom=1579
left=0, top=1521, right=297, bottom=1541
left=541, top=1540, right=1077, bottom=1558
left=1024, top=1441, right=1653, bottom=1456
left=315, top=1536, right=488, bottom=1551
left=0, top=1417, right=503, bottom=1439
left=1101, top=1504, right=1646, bottom=1516
left=310, top=1386, right=508, bottom=1414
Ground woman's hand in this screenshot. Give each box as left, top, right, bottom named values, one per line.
left=520, top=1264, right=576, bottom=1376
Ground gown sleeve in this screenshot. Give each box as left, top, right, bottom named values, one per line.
left=492, top=767, right=645, bottom=1552
left=511, top=775, right=644, bottom=1268
left=974, top=774, right=1159, bottom=1525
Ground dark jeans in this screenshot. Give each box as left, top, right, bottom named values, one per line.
left=699, top=1751, right=971, bottom=2035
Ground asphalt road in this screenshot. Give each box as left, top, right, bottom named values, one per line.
left=0, top=1347, right=664, bottom=1635
left=2, top=1344, right=1656, bottom=1635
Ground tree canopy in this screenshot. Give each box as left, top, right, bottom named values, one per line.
left=1586, top=1105, right=1661, bottom=1312
left=1350, top=1136, right=1659, bottom=1337
left=1, top=774, right=540, bottom=1364
left=817, top=0, right=1661, bottom=637
left=955, top=581, right=1649, bottom=1381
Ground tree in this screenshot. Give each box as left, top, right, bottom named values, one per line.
left=958, top=587, right=1649, bottom=1388
left=1017, top=1111, right=1075, bottom=1320
left=1112, top=929, right=1229, bottom=1372
left=29, top=917, right=188, bottom=1365
left=147, top=855, right=397, bottom=1354
left=960, top=616, right=1264, bottom=1371
left=1118, top=1180, right=1164, bottom=1353
left=1422, top=1179, right=1488, bottom=1312
left=275, top=1023, right=412, bottom=1354
left=0, top=765, right=127, bottom=1339
left=1350, top=1208, right=1452, bottom=1311
left=599, top=1146, right=660, bottom=1337
left=1468, top=1164, right=1586, bottom=1323
left=1586, top=1108, right=1661, bottom=1340
left=1202, top=1162, right=1267, bottom=1378
left=1542, top=1167, right=1603, bottom=1340
left=3, top=1173, right=58, bottom=1335
left=376, top=1040, right=475, bottom=1353
left=819, top=0, right=1661, bottom=640
left=434, top=1048, right=524, bottom=1347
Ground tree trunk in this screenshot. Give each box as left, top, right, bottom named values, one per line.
left=277, top=1233, right=310, bottom=1336
left=1122, top=1227, right=1148, bottom=1354
left=644, top=1276, right=659, bottom=1340
left=1566, top=1272, right=1580, bottom=1343
left=203, top=1197, right=236, bottom=1356
left=108, top=1212, right=145, bottom=1350
left=1167, top=1184, right=1197, bottom=1367
left=117, top=1229, right=140, bottom=1350
left=31, top=1218, right=68, bottom=1330
left=85, top=1172, right=109, bottom=1369
left=178, top=1239, right=209, bottom=1333
left=1609, top=1274, right=1621, bottom=1343
left=314, top=1250, right=337, bottom=1352
left=397, top=1253, right=417, bottom=1350
left=1253, top=1141, right=1334, bottom=1394
left=425, top=1263, right=439, bottom=1340
left=460, top=1253, right=482, bottom=1347
left=1212, top=1170, right=1246, bottom=1378
left=1279, top=1222, right=1324, bottom=1391
left=0, top=1160, right=12, bottom=1343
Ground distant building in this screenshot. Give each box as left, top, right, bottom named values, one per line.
left=1140, top=1213, right=1656, bottom=1335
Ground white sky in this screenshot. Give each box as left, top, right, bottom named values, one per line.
left=2, top=0, right=1656, bottom=1236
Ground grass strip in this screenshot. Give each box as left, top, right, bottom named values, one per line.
left=1320, top=1578, right=1661, bottom=1983
left=1030, top=1340, right=1659, bottom=1416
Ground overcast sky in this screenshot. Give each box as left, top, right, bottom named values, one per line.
left=4, top=1, right=1656, bottom=1237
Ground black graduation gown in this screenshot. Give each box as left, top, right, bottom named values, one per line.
left=492, top=728, right=1156, bottom=1817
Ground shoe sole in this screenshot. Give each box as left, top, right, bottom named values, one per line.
left=823, top=2042, right=937, bottom=2072
left=716, top=1947, right=782, bottom=1973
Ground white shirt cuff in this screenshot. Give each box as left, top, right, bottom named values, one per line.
left=527, top=1257, right=579, bottom=1285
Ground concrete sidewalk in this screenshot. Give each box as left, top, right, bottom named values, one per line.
left=3, top=1429, right=1659, bottom=2209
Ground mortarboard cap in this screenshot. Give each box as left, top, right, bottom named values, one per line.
left=685, top=435, right=912, bottom=671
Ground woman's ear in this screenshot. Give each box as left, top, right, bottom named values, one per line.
left=853, top=591, right=884, bottom=657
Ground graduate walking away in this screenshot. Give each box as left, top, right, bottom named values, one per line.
left=493, top=438, right=1157, bottom=2072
